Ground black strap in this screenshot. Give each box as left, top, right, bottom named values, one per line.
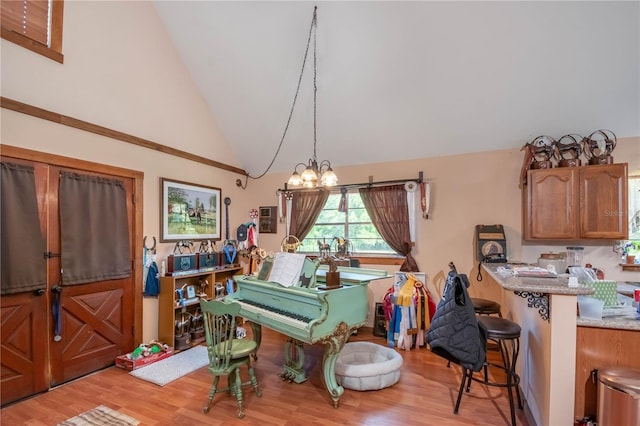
left=52, top=285, right=62, bottom=341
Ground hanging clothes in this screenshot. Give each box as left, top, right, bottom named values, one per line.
left=143, top=254, right=160, bottom=297
left=383, top=272, right=436, bottom=350
left=246, top=221, right=257, bottom=248
left=409, top=274, right=436, bottom=348
left=393, top=274, right=417, bottom=351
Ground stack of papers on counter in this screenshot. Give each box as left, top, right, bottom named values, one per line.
left=512, top=267, right=558, bottom=278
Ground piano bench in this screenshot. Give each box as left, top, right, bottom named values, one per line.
left=335, top=342, right=403, bottom=391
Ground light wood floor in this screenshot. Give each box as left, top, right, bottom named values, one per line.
left=1, top=327, right=529, bottom=425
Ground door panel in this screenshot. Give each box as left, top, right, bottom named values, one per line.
left=51, top=281, right=133, bottom=385
left=0, top=291, right=48, bottom=404
left=580, top=163, right=628, bottom=239
left=0, top=158, right=50, bottom=406
left=48, top=165, right=135, bottom=385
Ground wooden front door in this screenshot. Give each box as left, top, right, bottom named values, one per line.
left=1, top=157, right=136, bottom=405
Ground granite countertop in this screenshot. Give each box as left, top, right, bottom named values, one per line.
left=483, top=264, right=640, bottom=331
left=483, top=264, right=595, bottom=295
left=577, top=315, right=640, bottom=331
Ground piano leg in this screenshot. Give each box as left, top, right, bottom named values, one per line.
left=281, top=338, right=306, bottom=383
left=320, top=321, right=354, bottom=408
left=249, top=322, right=261, bottom=360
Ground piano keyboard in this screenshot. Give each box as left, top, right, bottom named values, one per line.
left=236, top=299, right=312, bottom=329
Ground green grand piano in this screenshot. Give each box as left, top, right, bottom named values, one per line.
left=225, top=264, right=389, bottom=407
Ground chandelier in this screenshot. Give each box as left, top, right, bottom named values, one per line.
left=287, top=6, right=338, bottom=189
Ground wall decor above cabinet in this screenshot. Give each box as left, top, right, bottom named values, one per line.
left=523, top=163, right=628, bottom=240
left=519, top=129, right=618, bottom=188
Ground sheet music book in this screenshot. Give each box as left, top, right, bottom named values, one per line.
left=268, top=252, right=307, bottom=287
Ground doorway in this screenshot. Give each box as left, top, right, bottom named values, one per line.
left=1, top=147, right=143, bottom=406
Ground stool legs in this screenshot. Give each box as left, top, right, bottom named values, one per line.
left=454, top=367, right=472, bottom=414
left=499, top=336, right=523, bottom=426
left=453, top=336, right=522, bottom=426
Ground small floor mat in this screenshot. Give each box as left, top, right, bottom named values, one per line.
left=129, top=345, right=208, bottom=386
left=58, top=405, right=140, bottom=426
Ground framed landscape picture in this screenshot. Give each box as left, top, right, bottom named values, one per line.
left=160, top=178, right=221, bottom=242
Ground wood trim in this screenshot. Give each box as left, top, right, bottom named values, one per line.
left=1, top=97, right=248, bottom=176
left=1, top=145, right=145, bottom=345
left=49, top=0, right=64, bottom=55
left=1, top=27, right=64, bottom=63
left=356, top=256, right=404, bottom=266
left=0, top=145, right=143, bottom=179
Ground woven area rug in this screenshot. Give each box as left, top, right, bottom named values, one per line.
left=58, top=405, right=140, bottom=426
left=129, top=345, right=208, bottom=386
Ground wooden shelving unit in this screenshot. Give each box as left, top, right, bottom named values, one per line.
left=158, top=265, right=243, bottom=352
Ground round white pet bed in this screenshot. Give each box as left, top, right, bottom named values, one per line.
left=335, top=341, right=403, bottom=391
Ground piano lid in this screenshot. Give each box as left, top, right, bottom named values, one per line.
left=315, top=265, right=390, bottom=284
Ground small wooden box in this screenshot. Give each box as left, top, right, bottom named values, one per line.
left=167, top=254, right=198, bottom=274
left=198, top=252, right=219, bottom=269
left=115, top=347, right=173, bottom=371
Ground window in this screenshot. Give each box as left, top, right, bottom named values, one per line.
left=1, top=0, right=64, bottom=63
left=628, top=175, right=640, bottom=239
left=301, top=192, right=394, bottom=255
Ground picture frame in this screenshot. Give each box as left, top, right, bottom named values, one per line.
left=160, top=178, right=221, bottom=242
left=186, top=285, right=196, bottom=299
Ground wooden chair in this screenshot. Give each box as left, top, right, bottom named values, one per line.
left=200, top=299, right=261, bottom=419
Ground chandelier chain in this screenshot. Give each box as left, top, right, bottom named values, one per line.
left=313, top=7, right=318, bottom=161
left=244, top=6, right=318, bottom=184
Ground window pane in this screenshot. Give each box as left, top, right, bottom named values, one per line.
left=629, top=176, right=640, bottom=239
left=316, top=208, right=345, bottom=223
left=300, top=191, right=394, bottom=255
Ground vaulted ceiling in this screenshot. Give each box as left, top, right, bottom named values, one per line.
left=152, top=1, right=639, bottom=177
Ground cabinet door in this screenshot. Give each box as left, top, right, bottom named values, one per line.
left=525, top=168, right=578, bottom=239
left=580, top=163, right=628, bottom=239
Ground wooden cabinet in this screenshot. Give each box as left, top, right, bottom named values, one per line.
left=524, top=163, right=628, bottom=240
left=158, top=266, right=242, bottom=352
left=574, top=326, right=640, bottom=420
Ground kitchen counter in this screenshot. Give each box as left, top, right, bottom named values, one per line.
left=484, top=264, right=595, bottom=296
left=577, top=315, right=640, bottom=330
left=485, top=264, right=640, bottom=331
left=482, top=263, right=640, bottom=426
left=481, top=264, right=588, bottom=426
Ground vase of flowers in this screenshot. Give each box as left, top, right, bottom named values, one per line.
left=621, top=241, right=640, bottom=264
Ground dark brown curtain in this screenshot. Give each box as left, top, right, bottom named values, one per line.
left=359, top=184, right=419, bottom=272
left=59, top=172, right=131, bottom=285
left=1, top=162, right=46, bottom=295
left=289, top=190, right=330, bottom=241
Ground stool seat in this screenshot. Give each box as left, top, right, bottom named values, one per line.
left=471, top=298, right=502, bottom=315
left=478, top=316, right=521, bottom=339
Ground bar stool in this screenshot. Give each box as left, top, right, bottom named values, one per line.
left=454, top=316, right=523, bottom=426
left=472, top=298, right=502, bottom=317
